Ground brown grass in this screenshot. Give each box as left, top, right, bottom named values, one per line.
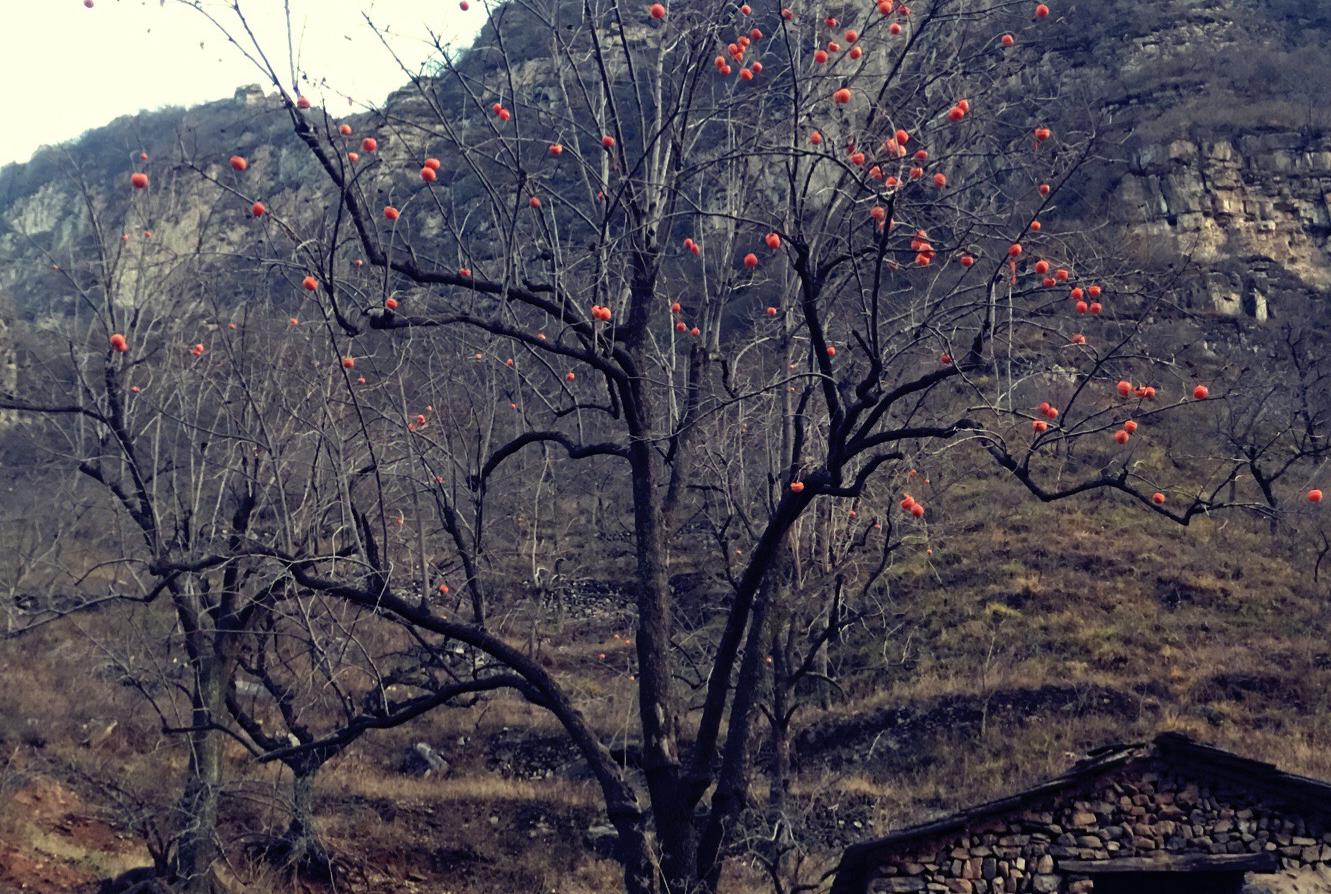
left=2, top=433, right=1329, bottom=892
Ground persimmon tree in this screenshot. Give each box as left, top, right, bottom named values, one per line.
left=0, top=156, right=530, bottom=891
left=681, top=388, right=912, bottom=893
left=3, top=1, right=1328, bottom=893
left=167, top=0, right=1331, bottom=892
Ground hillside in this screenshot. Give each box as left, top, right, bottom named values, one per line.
left=1, top=1, right=1330, bottom=893
left=2, top=463, right=1328, bottom=893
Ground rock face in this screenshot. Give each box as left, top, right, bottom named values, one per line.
left=1039, top=0, right=1331, bottom=319
left=401, top=742, right=451, bottom=777
left=0, top=313, right=15, bottom=425
left=0, top=0, right=1328, bottom=327
left=585, top=822, right=620, bottom=858
left=1113, top=134, right=1331, bottom=320
left=0, top=89, right=320, bottom=321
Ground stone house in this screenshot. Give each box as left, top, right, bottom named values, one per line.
left=832, top=733, right=1331, bottom=894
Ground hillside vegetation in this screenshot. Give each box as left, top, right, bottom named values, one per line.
left=1, top=0, right=1329, bottom=893
left=1, top=468, right=1328, bottom=893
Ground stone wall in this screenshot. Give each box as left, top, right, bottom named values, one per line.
left=867, top=757, right=1331, bottom=893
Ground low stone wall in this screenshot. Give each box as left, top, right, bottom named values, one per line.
left=868, top=758, right=1331, bottom=893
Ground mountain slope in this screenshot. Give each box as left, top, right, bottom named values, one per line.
left=1, top=3, right=1330, bottom=892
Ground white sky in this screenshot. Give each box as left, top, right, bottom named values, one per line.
left=2, top=0, right=482, bottom=167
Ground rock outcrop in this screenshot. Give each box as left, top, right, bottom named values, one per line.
left=1040, top=0, right=1331, bottom=318
left=0, top=0, right=1328, bottom=326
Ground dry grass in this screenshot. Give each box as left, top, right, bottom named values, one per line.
left=322, top=762, right=600, bottom=809
left=2, top=426, right=1330, bottom=893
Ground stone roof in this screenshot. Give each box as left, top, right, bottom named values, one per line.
left=830, top=732, right=1331, bottom=894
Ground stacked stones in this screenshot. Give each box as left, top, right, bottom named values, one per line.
left=868, top=757, right=1331, bottom=893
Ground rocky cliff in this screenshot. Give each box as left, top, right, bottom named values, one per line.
left=1045, top=0, right=1331, bottom=321
left=0, top=85, right=318, bottom=318
left=1, top=0, right=1328, bottom=327
left=1119, top=133, right=1331, bottom=321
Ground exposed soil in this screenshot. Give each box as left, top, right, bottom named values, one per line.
left=0, top=778, right=146, bottom=894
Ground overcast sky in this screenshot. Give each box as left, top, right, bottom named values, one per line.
left=2, top=0, right=481, bottom=168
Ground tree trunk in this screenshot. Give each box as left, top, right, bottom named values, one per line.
left=622, top=306, right=698, bottom=892
left=288, top=763, right=316, bottom=843
left=622, top=257, right=718, bottom=891
left=628, top=433, right=696, bottom=892
left=818, top=581, right=842, bottom=710
left=612, top=812, right=662, bottom=894
left=768, top=632, right=792, bottom=812
left=767, top=626, right=795, bottom=891
left=275, top=759, right=333, bottom=879
left=697, top=563, right=783, bottom=893
left=173, top=653, right=225, bottom=894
